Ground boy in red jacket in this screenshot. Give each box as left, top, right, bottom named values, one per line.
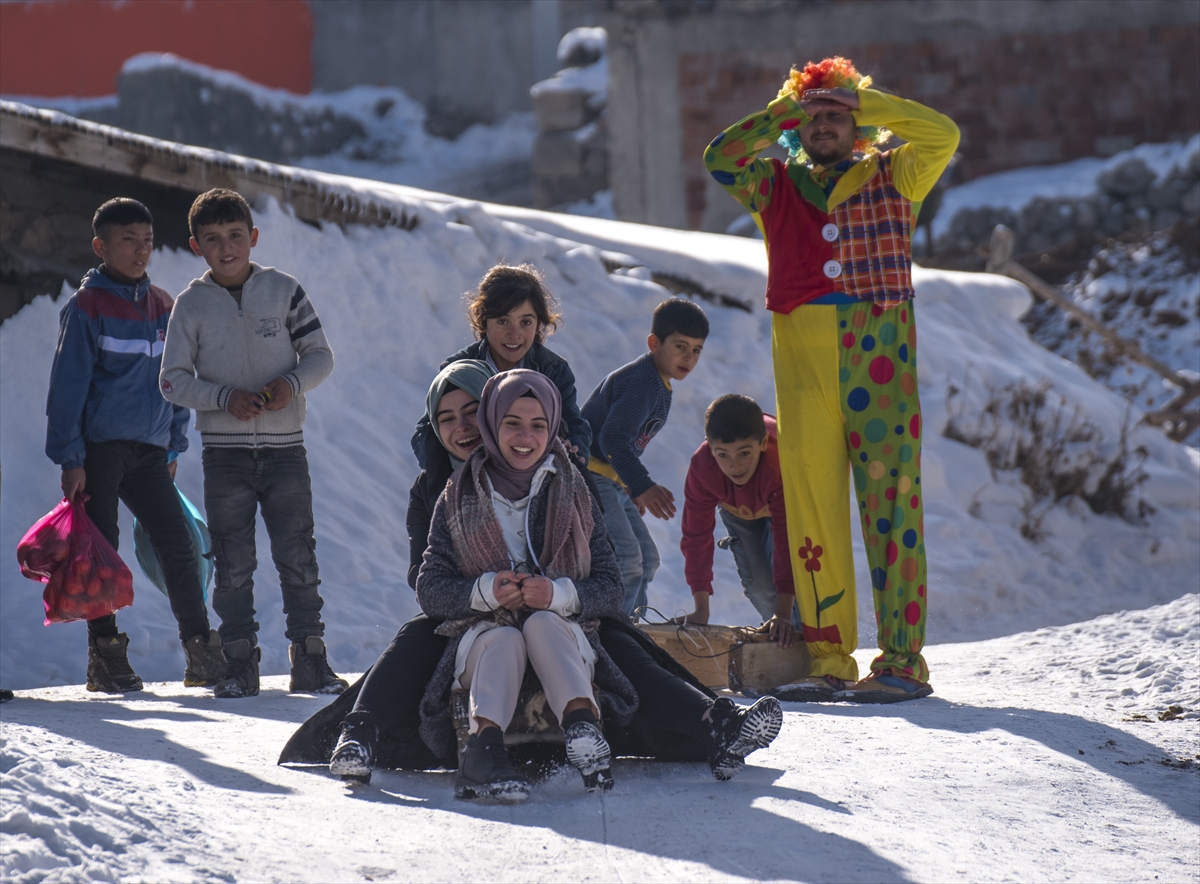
left=680, top=395, right=797, bottom=647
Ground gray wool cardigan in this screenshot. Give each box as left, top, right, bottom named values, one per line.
left=160, top=263, right=333, bottom=448
left=415, top=469, right=637, bottom=761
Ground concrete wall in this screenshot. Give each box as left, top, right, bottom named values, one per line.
left=309, top=0, right=607, bottom=138
left=606, top=0, right=1200, bottom=231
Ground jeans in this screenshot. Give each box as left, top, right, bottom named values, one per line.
left=592, top=474, right=660, bottom=617
left=82, top=440, right=210, bottom=641
left=202, top=446, right=326, bottom=646
left=719, top=510, right=801, bottom=626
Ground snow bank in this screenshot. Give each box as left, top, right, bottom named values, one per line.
left=933, top=135, right=1200, bottom=240
left=3, top=53, right=537, bottom=201
left=1, top=167, right=1197, bottom=690
left=3, top=596, right=1196, bottom=883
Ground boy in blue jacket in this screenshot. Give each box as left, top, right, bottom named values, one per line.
left=45, top=198, right=223, bottom=693
left=583, top=299, right=709, bottom=617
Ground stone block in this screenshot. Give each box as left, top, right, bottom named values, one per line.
left=1153, top=208, right=1182, bottom=230
left=533, top=131, right=585, bottom=178
left=533, top=87, right=592, bottom=132
left=1148, top=178, right=1186, bottom=209
left=1097, top=158, right=1155, bottom=197
left=1181, top=182, right=1200, bottom=215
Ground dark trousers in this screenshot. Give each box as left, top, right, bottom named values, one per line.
left=83, top=440, right=209, bottom=641
left=353, top=614, right=448, bottom=768
left=202, top=446, right=326, bottom=646
left=599, top=624, right=711, bottom=761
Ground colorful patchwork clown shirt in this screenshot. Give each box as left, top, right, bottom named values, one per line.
left=703, top=88, right=959, bottom=311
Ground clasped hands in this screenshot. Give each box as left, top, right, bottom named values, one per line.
left=226, top=376, right=293, bottom=421
left=493, top=571, right=554, bottom=611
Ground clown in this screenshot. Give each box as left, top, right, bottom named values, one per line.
left=704, top=57, right=959, bottom=701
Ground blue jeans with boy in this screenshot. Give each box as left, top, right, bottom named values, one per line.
left=718, top=509, right=801, bottom=626
left=592, top=474, right=660, bottom=617
left=202, top=445, right=327, bottom=647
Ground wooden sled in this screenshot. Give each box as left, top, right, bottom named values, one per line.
left=638, top=622, right=811, bottom=695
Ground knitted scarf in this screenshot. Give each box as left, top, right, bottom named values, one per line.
left=444, top=437, right=594, bottom=585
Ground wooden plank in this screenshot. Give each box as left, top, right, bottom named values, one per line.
left=638, top=623, right=742, bottom=689
left=728, top=640, right=811, bottom=695
left=639, top=622, right=812, bottom=693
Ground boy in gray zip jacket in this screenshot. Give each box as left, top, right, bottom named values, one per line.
left=160, top=188, right=347, bottom=699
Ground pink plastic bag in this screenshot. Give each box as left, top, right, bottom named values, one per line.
left=16, top=498, right=135, bottom=625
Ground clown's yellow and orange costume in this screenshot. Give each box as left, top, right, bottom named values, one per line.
left=704, top=59, right=959, bottom=684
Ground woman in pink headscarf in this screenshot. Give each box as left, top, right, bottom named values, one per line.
left=416, top=369, right=631, bottom=803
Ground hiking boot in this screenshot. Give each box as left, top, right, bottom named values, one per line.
left=564, top=720, right=614, bottom=793
left=702, top=696, right=783, bottom=781
left=87, top=633, right=144, bottom=693
left=330, top=711, right=378, bottom=783
left=454, top=727, right=530, bottom=803
left=182, top=629, right=227, bottom=687
left=214, top=639, right=260, bottom=698
left=289, top=636, right=349, bottom=694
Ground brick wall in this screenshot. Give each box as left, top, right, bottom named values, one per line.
left=680, top=25, right=1199, bottom=231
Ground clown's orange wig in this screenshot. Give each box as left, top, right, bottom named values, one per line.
left=777, top=56, right=887, bottom=159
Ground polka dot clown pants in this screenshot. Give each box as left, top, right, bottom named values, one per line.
left=772, top=298, right=928, bottom=684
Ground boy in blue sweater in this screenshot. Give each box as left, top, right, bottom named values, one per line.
left=45, top=198, right=223, bottom=693
left=583, top=299, right=709, bottom=617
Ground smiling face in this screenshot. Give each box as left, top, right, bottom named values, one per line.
left=708, top=435, right=767, bottom=486
left=484, top=299, right=538, bottom=371
left=435, top=387, right=482, bottom=461
left=92, top=223, right=153, bottom=282
left=798, top=106, right=858, bottom=166
left=190, top=220, right=259, bottom=287
left=497, top=395, right=550, bottom=470
left=649, top=332, right=705, bottom=383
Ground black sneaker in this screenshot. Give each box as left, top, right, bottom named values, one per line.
left=454, top=727, right=530, bottom=803
left=703, top=696, right=783, bottom=781
left=87, top=633, right=144, bottom=693
left=289, top=636, right=349, bottom=694
left=214, top=639, right=260, bottom=699
left=564, top=721, right=614, bottom=793
left=330, top=711, right=378, bottom=783
left=182, top=629, right=227, bottom=687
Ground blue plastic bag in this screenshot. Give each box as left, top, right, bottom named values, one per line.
left=133, top=485, right=213, bottom=601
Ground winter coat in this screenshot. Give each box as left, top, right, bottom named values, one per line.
left=406, top=424, right=455, bottom=589
left=410, top=340, right=591, bottom=469
left=415, top=460, right=636, bottom=761
left=46, top=267, right=190, bottom=469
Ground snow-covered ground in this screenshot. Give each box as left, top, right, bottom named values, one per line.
left=1, top=141, right=1197, bottom=881
left=931, top=137, right=1200, bottom=242
left=2, top=168, right=1198, bottom=687
left=3, top=595, right=1196, bottom=883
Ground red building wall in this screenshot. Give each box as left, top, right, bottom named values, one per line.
left=0, top=0, right=313, bottom=97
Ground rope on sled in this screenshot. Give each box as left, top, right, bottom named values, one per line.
left=634, top=606, right=748, bottom=660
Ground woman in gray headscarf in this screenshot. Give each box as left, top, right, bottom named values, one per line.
left=417, top=369, right=630, bottom=803
left=406, top=359, right=494, bottom=588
